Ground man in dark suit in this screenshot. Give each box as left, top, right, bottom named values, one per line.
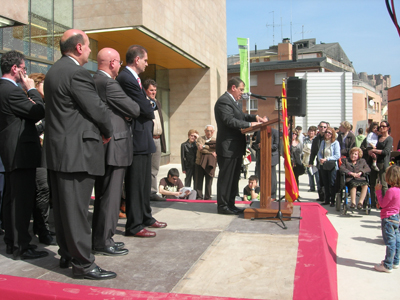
left=143, top=79, right=167, bottom=202
left=117, top=45, right=167, bottom=238
left=44, top=29, right=115, bottom=280
left=0, top=50, right=48, bottom=259
left=214, top=77, right=267, bottom=215
left=92, top=48, right=140, bottom=256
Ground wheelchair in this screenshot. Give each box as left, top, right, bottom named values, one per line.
left=335, top=171, right=372, bottom=215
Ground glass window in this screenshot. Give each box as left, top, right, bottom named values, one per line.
left=275, top=72, right=287, bottom=85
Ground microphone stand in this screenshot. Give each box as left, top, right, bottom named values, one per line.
left=249, top=94, right=302, bottom=229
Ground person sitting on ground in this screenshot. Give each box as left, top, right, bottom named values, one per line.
left=243, top=175, right=260, bottom=201
left=159, top=168, right=197, bottom=199
left=374, top=165, right=400, bottom=273
left=339, top=147, right=371, bottom=209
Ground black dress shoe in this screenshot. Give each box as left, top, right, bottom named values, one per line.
left=217, top=207, right=235, bottom=215
left=229, top=206, right=245, bottom=214
left=14, top=248, right=48, bottom=260
left=39, top=234, right=57, bottom=246
left=329, top=203, right=335, bottom=207
left=6, top=244, right=37, bottom=254
left=74, top=266, right=117, bottom=280
left=93, top=246, right=129, bottom=256
left=60, top=257, right=72, bottom=268
left=49, top=230, right=56, bottom=236
left=114, top=242, right=125, bottom=250
left=150, top=194, right=165, bottom=201
left=321, top=202, right=330, bottom=205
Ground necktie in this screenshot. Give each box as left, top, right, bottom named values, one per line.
left=137, top=77, right=142, bottom=89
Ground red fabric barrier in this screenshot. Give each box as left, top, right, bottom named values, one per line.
left=292, top=203, right=338, bottom=300
left=0, top=275, right=256, bottom=300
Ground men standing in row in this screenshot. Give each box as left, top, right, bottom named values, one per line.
left=0, top=50, right=47, bottom=259
left=44, top=29, right=116, bottom=279
left=143, top=79, right=167, bottom=202
left=92, top=48, right=140, bottom=256
left=195, top=125, right=217, bottom=200
left=214, top=77, right=267, bottom=215
left=117, top=45, right=167, bottom=238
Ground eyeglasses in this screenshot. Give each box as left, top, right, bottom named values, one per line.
left=380, top=125, right=388, bottom=128
left=18, top=65, right=27, bottom=71
left=110, top=59, right=123, bottom=65
left=319, top=125, right=327, bottom=128
left=325, top=131, right=332, bottom=135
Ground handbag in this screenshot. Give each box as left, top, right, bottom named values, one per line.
left=322, top=160, right=336, bottom=170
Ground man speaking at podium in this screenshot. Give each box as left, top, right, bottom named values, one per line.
left=214, top=77, right=268, bottom=215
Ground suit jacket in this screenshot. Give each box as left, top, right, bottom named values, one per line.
left=214, top=92, right=257, bottom=158
left=43, top=56, right=113, bottom=176
left=116, top=67, right=155, bottom=155
left=153, top=98, right=166, bottom=153
left=0, top=79, right=45, bottom=172
left=93, top=70, right=140, bottom=167
left=337, top=131, right=356, bottom=157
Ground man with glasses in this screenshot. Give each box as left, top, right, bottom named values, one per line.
left=308, top=121, right=330, bottom=202
left=0, top=50, right=47, bottom=260
left=92, top=47, right=139, bottom=256
left=159, top=168, right=197, bottom=199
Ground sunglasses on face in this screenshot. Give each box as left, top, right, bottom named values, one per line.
left=380, top=125, right=388, bottom=128
left=319, top=126, right=327, bottom=128
left=325, top=131, right=332, bottom=135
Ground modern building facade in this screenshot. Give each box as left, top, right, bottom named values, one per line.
left=0, top=0, right=227, bottom=164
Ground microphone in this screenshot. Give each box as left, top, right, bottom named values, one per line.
left=243, top=93, right=267, bottom=100
left=249, top=92, right=267, bottom=100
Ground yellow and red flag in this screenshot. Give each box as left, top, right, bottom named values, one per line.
left=281, top=79, right=299, bottom=201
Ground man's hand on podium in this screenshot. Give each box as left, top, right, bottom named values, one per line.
left=256, top=115, right=268, bottom=123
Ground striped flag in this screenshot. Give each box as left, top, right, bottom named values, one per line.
left=281, top=79, right=299, bottom=202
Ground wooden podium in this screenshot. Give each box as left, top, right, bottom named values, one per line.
left=241, top=119, right=293, bottom=220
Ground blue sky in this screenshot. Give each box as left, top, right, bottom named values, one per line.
left=227, top=0, right=400, bottom=86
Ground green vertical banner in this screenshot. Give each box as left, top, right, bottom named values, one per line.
left=237, top=37, right=249, bottom=93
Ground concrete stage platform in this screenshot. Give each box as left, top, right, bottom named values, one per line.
left=0, top=198, right=338, bottom=300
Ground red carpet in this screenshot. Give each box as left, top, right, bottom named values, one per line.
left=0, top=202, right=337, bottom=300
left=292, top=203, right=338, bottom=300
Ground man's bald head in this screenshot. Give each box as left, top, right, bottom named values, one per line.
left=59, top=29, right=91, bottom=66
left=60, top=29, right=86, bottom=55
left=97, top=48, right=121, bottom=78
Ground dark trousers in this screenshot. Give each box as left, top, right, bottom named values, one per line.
left=3, top=168, right=36, bottom=250
left=319, top=168, right=337, bottom=204
left=271, top=164, right=277, bottom=199
left=125, top=154, right=156, bottom=235
left=33, top=167, right=50, bottom=237
left=184, top=165, right=195, bottom=188
left=217, top=156, right=241, bottom=210
left=93, top=165, right=126, bottom=248
left=194, top=164, right=214, bottom=200
left=370, top=162, right=388, bottom=207
left=49, top=170, right=96, bottom=275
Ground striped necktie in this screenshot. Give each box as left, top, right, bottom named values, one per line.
left=137, top=77, right=142, bottom=89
